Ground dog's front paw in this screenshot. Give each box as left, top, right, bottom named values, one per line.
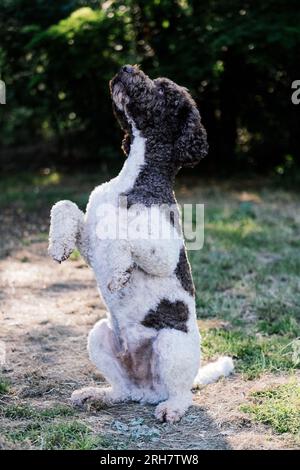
left=48, top=241, right=73, bottom=263
left=107, top=267, right=133, bottom=292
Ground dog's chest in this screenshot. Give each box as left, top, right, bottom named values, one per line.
left=86, top=127, right=146, bottom=240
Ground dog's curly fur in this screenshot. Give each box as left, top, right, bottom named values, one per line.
left=48, top=65, right=233, bottom=423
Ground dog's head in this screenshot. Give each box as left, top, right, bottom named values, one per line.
left=110, top=65, right=208, bottom=168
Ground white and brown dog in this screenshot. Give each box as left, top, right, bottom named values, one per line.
left=49, top=65, right=233, bottom=423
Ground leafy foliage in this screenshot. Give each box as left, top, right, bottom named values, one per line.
left=0, top=1, right=300, bottom=173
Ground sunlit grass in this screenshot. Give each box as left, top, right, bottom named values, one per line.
left=0, top=171, right=99, bottom=211
left=69, top=248, right=81, bottom=261
left=241, top=381, right=300, bottom=434
left=202, top=328, right=299, bottom=379
left=189, top=186, right=300, bottom=381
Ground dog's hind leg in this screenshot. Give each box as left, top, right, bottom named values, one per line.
left=152, top=328, right=200, bottom=423
left=48, top=200, right=89, bottom=263
left=71, top=319, right=133, bottom=407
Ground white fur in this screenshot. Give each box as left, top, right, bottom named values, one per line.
left=153, top=328, right=200, bottom=422
left=193, top=356, right=234, bottom=386
left=50, top=123, right=234, bottom=423
left=49, top=200, right=90, bottom=264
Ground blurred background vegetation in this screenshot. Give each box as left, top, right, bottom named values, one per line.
left=0, top=0, right=299, bottom=177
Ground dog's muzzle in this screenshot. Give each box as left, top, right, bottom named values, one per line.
left=111, top=81, right=128, bottom=111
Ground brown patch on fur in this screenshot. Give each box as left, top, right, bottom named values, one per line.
left=175, top=248, right=195, bottom=296
left=141, top=299, right=189, bottom=332
left=118, top=339, right=153, bottom=386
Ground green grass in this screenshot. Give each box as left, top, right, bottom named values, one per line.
left=241, top=381, right=300, bottom=434
left=0, top=377, right=10, bottom=395
left=189, top=187, right=300, bottom=379
left=202, top=329, right=299, bottom=379
left=0, top=403, right=75, bottom=420
left=257, top=306, right=300, bottom=337
left=1, top=403, right=117, bottom=449
left=2, top=405, right=151, bottom=450
left=6, top=420, right=113, bottom=450
left=0, top=171, right=110, bottom=212
left=69, top=248, right=81, bottom=261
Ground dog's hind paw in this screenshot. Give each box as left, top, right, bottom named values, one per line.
left=154, top=398, right=190, bottom=423
left=71, top=387, right=108, bottom=407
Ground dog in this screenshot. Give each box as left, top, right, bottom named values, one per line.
left=48, top=65, right=233, bottom=423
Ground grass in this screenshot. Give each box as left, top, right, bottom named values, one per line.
left=6, top=420, right=113, bottom=450
left=241, top=381, right=300, bottom=434
left=188, top=186, right=300, bottom=384
left=0, top=171, right=109, bottom=212
left=0, top=377, right=10, bottom=395
left=1, top=403, right=116, bottom=449
left=69, top=248, right=81, bottom=261
left=202, top=329, right=299, bottom=379
left=0, top=403, right=75, bottom=420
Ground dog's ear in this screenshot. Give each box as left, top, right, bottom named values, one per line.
left=175, top=103, right=208, bottom=168
left=112, top=102, right=131, bottom=156
left=122, top=132, right=131, bottom=156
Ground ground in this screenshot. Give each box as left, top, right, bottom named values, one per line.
left=0, top=172, right=299, bottom=450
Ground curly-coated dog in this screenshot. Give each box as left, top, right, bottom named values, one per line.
left=49, top=65, right=233, bottom=423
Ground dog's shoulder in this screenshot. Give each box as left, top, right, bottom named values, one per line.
left=86, top=179, right=116, bottom=210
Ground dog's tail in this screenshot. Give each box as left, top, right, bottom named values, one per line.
left=193, top=356, right=234, bottom=387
